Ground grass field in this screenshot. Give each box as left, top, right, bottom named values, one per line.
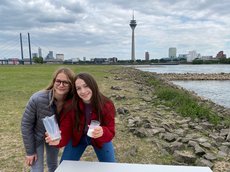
left=1, top=65, right=229, bottom=172
left=0, top=65, right=122, bottom=171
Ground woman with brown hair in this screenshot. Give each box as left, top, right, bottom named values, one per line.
left=46, top=72, right=116, bottom=162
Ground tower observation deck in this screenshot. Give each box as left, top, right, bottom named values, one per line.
left=129, top=11, right=137, bottom=62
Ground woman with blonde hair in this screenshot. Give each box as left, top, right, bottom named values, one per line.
left=21, top=67, right=75, bottom=172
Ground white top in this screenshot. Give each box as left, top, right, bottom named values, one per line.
left=55, top=161, right=213, bottom=172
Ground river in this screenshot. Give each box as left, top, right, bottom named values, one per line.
left=135, top=64, right=230, bottom=108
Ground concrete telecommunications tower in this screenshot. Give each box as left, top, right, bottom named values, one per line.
left=129, top=11, right=137, bottom=62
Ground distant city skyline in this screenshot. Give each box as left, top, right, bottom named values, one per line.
left=0, top=0, right=230, bottom=60
left=29, top=46, right=226, bottom=62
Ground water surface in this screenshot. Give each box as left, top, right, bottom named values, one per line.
left=136, top=65, right=230, bottom=108
left=172, top=80, right=230, bottom=108
left=136, top=64, right=230, bottom=74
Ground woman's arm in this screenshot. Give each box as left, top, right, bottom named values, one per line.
left=94, top=101, right=115, bottom=143
left=21, top=95, right=37, bottom=156
left=46, top=108, right=75, bottom=148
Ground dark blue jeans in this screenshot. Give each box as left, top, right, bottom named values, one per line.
left=61, top=136, right=116, bottom=162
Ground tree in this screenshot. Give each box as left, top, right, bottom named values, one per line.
left=192, top=59, right=203, bottom=64
left=33, top=56, right=43, bottom=64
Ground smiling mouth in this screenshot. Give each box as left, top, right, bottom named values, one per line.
left=81, top=93, right=90, bottom=98
left=59, top=89, right=67, bottom=91
left=82, top=95, right=88, bottom=98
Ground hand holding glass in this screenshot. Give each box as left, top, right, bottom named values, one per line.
left=42, top=115, right=61, bottom=141
left=87, top=120, right=100, bottom=137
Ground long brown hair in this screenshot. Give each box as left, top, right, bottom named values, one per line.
left=73, top=73, right=110, bottom=130
left=46, top=67, right=75, bottom=123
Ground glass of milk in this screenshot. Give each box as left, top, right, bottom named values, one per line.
left=87, top=120, right=100, bottom=137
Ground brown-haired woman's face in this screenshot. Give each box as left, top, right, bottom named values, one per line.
left=75, top=78, right=92, bottom=104
left=54, top=73, right=70, bottom=97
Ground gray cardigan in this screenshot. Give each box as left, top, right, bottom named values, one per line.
left=21, top=90, right=56, bottom=156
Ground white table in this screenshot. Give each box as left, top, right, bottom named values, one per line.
left=55, top=160, right=213, bottom=172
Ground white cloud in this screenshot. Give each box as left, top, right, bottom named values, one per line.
left=0, top=0, right=230, bottom=60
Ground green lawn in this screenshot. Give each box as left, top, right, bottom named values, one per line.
left=0, top=64, right=121, bottom=172
left=1, top=65, right=228, bottom=172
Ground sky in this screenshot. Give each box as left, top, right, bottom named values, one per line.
left=0, top=0, right=230, bottom=60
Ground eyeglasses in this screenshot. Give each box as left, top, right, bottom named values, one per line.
left=55, top=79, right=70, bottom=87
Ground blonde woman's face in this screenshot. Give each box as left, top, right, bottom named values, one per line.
left=75, top=78, right=92, bottom=104
left=54, top=73, right=70, bottom=97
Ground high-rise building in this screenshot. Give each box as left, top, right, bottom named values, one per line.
left=38, top=47, right=42, bottom=57
left=46, top=51, right=54, bottom=59
left=56, top=54, right=64, bottom=61
left=187, top=50, right=198, bottom=62
left=169, top=47, right=177, bottom=59
left=145, top=51, right=149, bottom=61
left=216, top=51, right=226, bottom=59
left=129, top=11, right=137, bottom=62
left=32, top=53, right=38, bottom=58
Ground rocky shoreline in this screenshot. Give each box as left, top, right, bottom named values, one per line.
left=157, top=73, right=230, bottom=80
left=108, top=67, right=230, bottom=172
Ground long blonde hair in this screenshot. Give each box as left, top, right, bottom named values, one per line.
left=46, top=67, right=75, bottom=123
left=46, top=67, right=75, bottom=97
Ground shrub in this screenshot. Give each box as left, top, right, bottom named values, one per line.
left=149, top=80, right=220, bottom=125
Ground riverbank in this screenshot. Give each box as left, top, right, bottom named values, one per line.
left=102, top=67, right=230, bottom=172
left=157, top=73, right=230, bottom=80
left=0, top=65, right=229, bottom=172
